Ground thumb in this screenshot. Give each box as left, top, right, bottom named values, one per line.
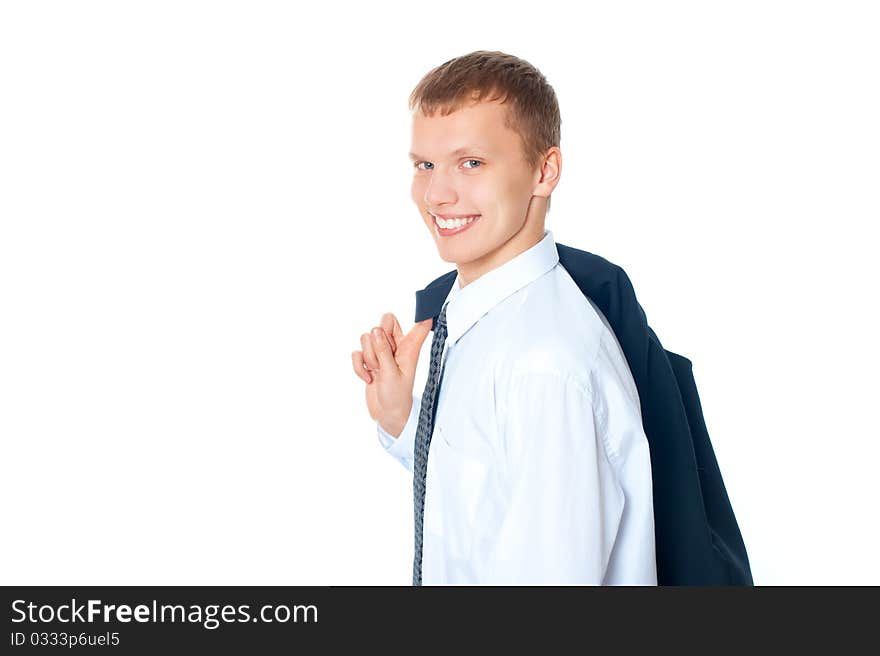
left=396, top=318, right=433, bottom=375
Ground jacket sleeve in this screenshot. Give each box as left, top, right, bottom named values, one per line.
left=376, top=394, right=421, bottom=474
left=490, top=370, right=625, bottom=584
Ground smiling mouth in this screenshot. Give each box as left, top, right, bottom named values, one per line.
left=432, top=214, right=481, bottom=237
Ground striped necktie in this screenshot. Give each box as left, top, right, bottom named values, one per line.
left=412, top=301, right=449, bottom=586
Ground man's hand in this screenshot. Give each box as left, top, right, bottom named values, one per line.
left=351, top=312, right=432, bottom=437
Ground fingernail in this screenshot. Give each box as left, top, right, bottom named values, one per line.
left=372, top=327, right=382, bottom=340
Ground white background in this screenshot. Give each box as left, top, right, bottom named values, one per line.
left=1, top=1, right=877, bottom=585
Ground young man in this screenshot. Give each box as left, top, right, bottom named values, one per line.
left=351, top=51, right=657, bottom=585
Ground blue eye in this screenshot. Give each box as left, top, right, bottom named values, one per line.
left=414, top=159, right=482, bottom=171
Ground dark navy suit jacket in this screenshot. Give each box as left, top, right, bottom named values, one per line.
left=414, top=242, right=753, bottom=586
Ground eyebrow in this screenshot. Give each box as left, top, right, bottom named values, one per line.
left=408, top=146, right=490, bottom=161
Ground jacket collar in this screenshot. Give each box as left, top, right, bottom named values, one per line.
left=431, top=229, right=559, bottom=345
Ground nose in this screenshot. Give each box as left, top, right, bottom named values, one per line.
left=423, top=167, right=458, bottom=208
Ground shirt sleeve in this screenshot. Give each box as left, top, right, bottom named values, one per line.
left=490, top=370, right=626, bottom=584
left=376, top=393, right=421, bottom=474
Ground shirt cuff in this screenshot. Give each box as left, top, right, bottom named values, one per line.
left=377, top=394, right=421, bottom=473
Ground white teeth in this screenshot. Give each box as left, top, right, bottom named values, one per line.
left=433, top=215, right=478, bottom=229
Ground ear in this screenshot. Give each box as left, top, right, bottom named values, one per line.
left=533, top=146, right=562, bottom=198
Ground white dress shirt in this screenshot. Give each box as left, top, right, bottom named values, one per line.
left=377, top=229, right=657, bottom=585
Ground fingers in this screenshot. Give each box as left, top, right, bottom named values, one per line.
left=354, top=312, right=405, bottom=386
left=360, top=332, right=379, bottom=371
left=370, top=326, right=399, bottom=375
left=391, top=315, right=404, bottom=342
left=351, top=350, right=372, bottom=384
left=381, top=313, right=401, bottom=353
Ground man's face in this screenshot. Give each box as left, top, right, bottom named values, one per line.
left=409, top=99, right=549, bottom=285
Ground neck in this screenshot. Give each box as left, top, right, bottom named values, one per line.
left=457, top=220, right=545, bottom=289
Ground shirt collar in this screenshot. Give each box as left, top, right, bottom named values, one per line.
left=442, top=229, right=559, bottom=345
